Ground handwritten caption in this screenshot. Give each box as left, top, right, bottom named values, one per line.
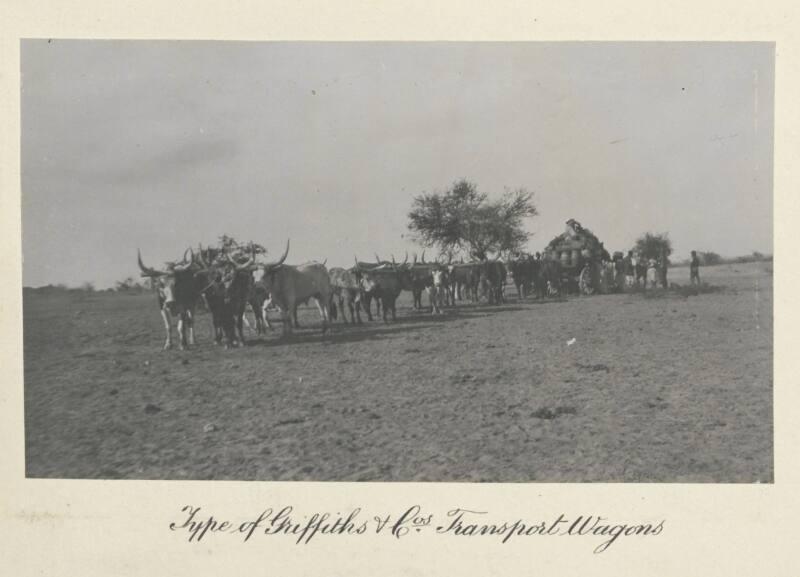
left=169, top=505, right=664, bottom=554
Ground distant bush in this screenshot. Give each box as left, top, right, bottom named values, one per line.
left=115, top=276, right=148, bottom=293
left=700, top=251, right=723, bottom=266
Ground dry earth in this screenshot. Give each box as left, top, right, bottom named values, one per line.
left=23, top=262, right=773, bottom=482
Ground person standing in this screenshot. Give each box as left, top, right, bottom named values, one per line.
left=690, top=250, right=701, bottom=285
left=623, top=250, right=635, bottom=289
left=647, top=258, right=658, bottom=289
left=659, top=247, right=669, bottom=288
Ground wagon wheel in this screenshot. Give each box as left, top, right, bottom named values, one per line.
left=579, top=265, right=595, bottom=295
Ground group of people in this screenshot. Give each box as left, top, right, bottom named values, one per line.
left=598, top=249, right=701, bottom=292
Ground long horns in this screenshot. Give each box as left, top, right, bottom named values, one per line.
left=137, top=249, right=166, bottom=277
left=264, top=239, right=290, bottom=270
left=225, top=250, right=255, bottom=271
left=172, top=248, right=194, bottom=271
left=196, top=244, right=210, bottom=269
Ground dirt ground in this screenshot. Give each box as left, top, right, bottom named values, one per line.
left=23, top=261, right=773, bottom=482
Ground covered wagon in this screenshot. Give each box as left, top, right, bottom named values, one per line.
left=543, top=219, right=611, bottom=295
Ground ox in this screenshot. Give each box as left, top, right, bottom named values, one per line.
left=137, top=248, right=207, bottom=350
left=478, top=260, right=507, bottom=305
left=258, top=240, right=332, bottom=335
left=447, top=262, right=480, bottom=303
left=328, top=267, right=363, bottom=324
left=426, top=263, right=449, bottom=314
left=537, top=258, right=563, bottom=298
left=353, top=256, right=411, bottom=322
left=350, top=257, right=391, bottom=321
left=508, top=255, right=538, bottom=300
left=408, top=252, right=435, bottom=309
left=193, top=245, right=258, bottom=348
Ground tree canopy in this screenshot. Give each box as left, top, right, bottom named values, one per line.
left=634, top=232, right=673, bottom=262
left=407, top=179, right=538, bottom=260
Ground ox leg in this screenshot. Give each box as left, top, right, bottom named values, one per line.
left=161, top=308, right=173, bottom=350
left=281, top=308, right=292, bottom=337
left=361, top=295, right=371, bottom=321
left=186, top=310, right=196, bottom=346
left=177, top=315, right=186, bottom=351
left=313, top=297, right=329, bottom=335
left=261, top=301, right=273, bottom=330
left=236, top=311, right=245, bottom=347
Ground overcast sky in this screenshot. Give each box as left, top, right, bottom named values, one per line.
left=21, top=41, right=773, bottom=288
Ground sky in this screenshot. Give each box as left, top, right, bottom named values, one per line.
left=21, top=41, right=773, bottom=288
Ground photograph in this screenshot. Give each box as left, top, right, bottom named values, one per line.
left=21, top=40, right=773, bottom=483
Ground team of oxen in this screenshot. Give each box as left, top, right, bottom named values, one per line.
left=137, top=241, right=561, bottom=350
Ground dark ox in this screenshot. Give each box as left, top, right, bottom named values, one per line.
left=193, top=246, right=258, bottom=348
left=218, top=251, right=263, bottom=347
left=349, top=259, right=387, bottom=321
left=536, top=258, right=563, bottom=298
left=478, top=260, right=507, bottom=304
left=508, top=256, right=539, bottom=300
left=258, top=240, right=332, bottom=335
left=328, top=267, right=363, bottom=324
left=353, top=257, right=412, bottom=322
left=408, top=253, right=435, bottom=309
left=137, top=248, right=207, bottom=350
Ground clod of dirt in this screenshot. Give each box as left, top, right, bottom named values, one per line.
left=203, top=423, right=217, bottom=433
left=567, top=338, right=577, bottom=346
left=109, top=389, right=118, bottom=396
left=181, top=359, right=189, bottom=365
left=274, top=418, right=304, bottom=427
left=531, top=406, right=577, bottom=420
left=144, top=403, right=161, bottom=415
left=576, top=363, right=610, bottom=373
left=143, top=360, right=150, bottom=367
left=404, top=348, right=422, bottom=354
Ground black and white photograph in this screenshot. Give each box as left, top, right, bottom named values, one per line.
left=21, top=40, right=773, bottom=483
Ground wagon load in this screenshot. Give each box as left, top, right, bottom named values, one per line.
left=544, top=219, right=610, bottom=294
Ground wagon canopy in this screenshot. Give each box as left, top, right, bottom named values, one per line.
left=544, top=219, right=610, bottom=267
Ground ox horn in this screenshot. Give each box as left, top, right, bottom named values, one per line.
left=226, top=251, right=255, bottom=271
left=137, top=249, right=166, bottom=277
left=196, top=245, right=210, bottom=269
left=421, top=250, right=426, bottom=263
left=173, top=248, right=195, bottom=271
left=375, top=253, right=382, bottom=264
left=265, top=239, right=290, bottom=270
left=322, top=258, right=328, bottom=267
